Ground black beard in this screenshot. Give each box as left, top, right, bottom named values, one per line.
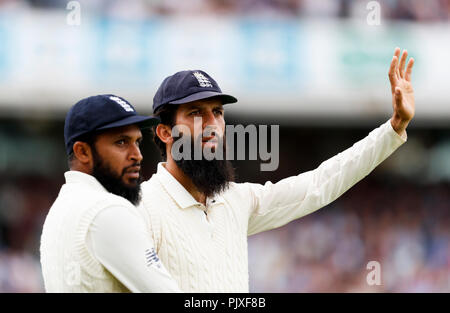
left=91, top=149, right=142, bottom=205
left=173, top=135, right=235, bottom=199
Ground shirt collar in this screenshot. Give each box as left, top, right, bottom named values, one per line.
left=155, top=162, right=225, bottom=210
left=64, top=170, right=108, bottom=193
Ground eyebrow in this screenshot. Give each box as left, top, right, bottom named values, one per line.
left=115, top=134, right=143, bottom=141
left=185, top=104, right=224, bottom=111
left=185, top=104, right=202, bottom=111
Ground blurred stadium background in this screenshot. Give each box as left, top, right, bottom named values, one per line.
left=0, top=0, right=449, bottom=292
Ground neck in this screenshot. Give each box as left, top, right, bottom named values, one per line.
left=164, top=158, right=207, bottom=206
left=70, top=163, right=92, bottom=175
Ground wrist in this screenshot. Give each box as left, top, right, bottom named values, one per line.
left=390, top=115, right=409, bottom=136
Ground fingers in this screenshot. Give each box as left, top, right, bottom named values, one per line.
left=389, top=47, right=414, bottom=88
left=389, top=55, right=399, bottom=93
left=399, top=50, right=408, bottom=78
left=394, top=47, right=401, bottom=58
left=405, top=57, right=414, bottom=81
left=393, top=47, right=401, bottom=78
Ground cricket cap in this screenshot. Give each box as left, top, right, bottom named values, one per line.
left=152, top=70, right=237, bottom=113
left=64, top=94, right=159, bottom=155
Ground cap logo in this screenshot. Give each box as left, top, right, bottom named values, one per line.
left=193, top=72, right=213, bottom=88
left=109, top=96, right=134, bottom=112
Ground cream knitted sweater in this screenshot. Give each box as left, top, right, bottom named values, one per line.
left=40, top=171, right=181, bottom=292
left=40, top=171, right=131, bottom=292
left=138, top=120, right=407, bottom=292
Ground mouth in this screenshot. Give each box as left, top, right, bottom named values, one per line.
left=202, top=135, right=219, bottom=142
left=202, top=136, right=218, bottom=148
left=124, top=166, right=141, bottom=179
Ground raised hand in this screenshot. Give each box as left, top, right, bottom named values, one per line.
left=388, top=47, right=415, bottom=136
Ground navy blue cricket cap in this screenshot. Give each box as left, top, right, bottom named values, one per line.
left=152, top=70, right=238, bottom=114
left=64, top=94, right=160, bottom=155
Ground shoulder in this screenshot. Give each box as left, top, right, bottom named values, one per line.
left=71, top=187, right=138, bottom=226
left=221, top=181, right=257, bottom=206
left=224, top=181, right=260, bottom=197
left=139, top=176, right=167, bottom=212
left=51, top=182, right=135, bottom=218
left=98, top=193, right=136, bottom=212
left=140, top=177, right=155, bottom=193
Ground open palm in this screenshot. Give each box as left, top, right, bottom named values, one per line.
left=388, top=47, right=415, bottom=123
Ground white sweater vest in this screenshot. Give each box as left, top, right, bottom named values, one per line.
left=40, top=171, right=133, bottom=292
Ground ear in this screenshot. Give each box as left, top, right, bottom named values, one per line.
left=72, top=141, right=93, bottom=165
left=156, top=124, right=173, bottom=145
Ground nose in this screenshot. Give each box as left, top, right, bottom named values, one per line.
left=202, top=110, right=219, bottom=130
left=129, top=143, right=143, bottom=163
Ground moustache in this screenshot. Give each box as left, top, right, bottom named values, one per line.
left=122, top=163, right=142, bottom=176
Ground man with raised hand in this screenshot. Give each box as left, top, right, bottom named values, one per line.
left=138, top=47, right=414, bottom=292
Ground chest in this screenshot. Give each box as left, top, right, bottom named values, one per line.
left=155, top=202, right=250, bottom=292
left=162, top=202, right=247, bottom=258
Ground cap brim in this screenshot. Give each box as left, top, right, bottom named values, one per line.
left=97, top=115, right=160, bottom=131
left=169, top=91, right=238, bottom=105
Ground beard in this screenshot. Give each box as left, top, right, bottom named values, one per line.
left=172, top=134, right=235, bottom=199
left=91, top=148, right=142, bottom=206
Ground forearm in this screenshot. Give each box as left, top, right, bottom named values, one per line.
left=248, top=119, right=406, bottom=235
left=305, top=119, right=406, bottom=207
left=87, top=206, right=182, bottom=293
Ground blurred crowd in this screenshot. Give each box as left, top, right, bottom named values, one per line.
left=249, top=178, right=450, bottom=292
left=0, top=0, right=449, bottom=21
left=0, top=175, right=60, bottom=292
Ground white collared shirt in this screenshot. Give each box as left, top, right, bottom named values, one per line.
left=138, top=120, right=407, bottom=292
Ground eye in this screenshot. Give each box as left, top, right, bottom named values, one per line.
left=116, top=139, right=126, bottom=146
left=214, top=109, right=224, bottom=116
left=189, top=110, right=201, bottom=116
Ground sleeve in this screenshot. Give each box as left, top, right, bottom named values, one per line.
left=86, top=205, right=182, bottom=293
left=247, top=119, right=407, bottom=236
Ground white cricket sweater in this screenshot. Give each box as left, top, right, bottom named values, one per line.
left=40, top=171, right=181, bottom=292
left=138, top=120, right=407, bottom=292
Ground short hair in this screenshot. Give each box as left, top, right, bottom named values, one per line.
left=152, top=104, right=180, bottom=160
left=67, top=131, right=100, bottom=169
